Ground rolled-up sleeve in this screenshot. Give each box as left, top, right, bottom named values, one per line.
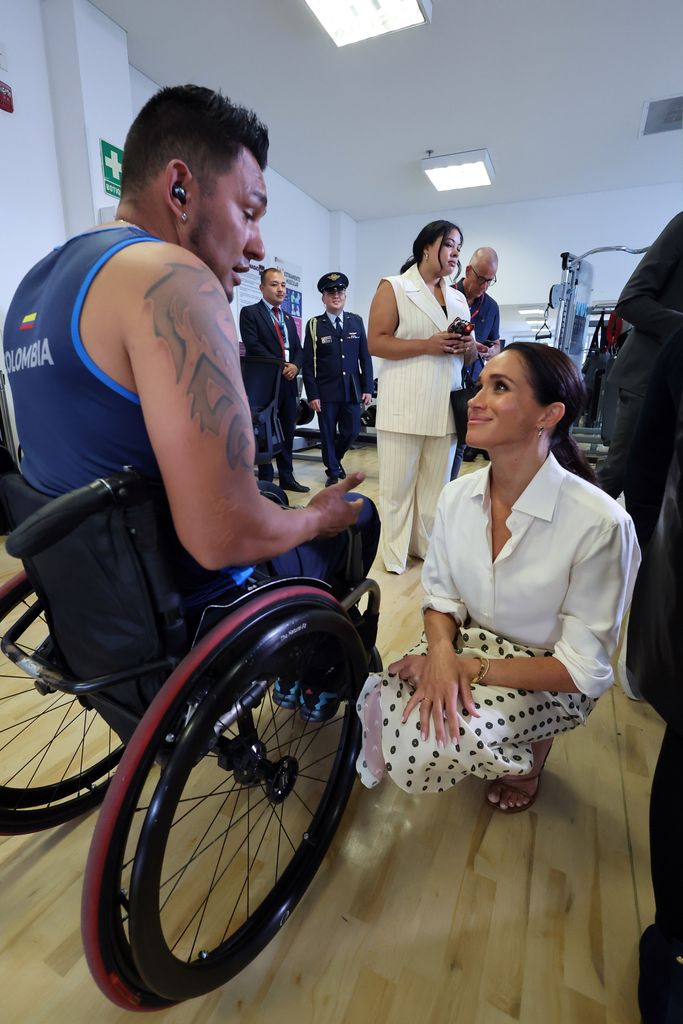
left=553, top=518, right=640, bottom=697
left=421, top=494, right=469, bottom=624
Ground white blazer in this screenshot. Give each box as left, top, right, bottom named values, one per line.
left=375, top=263, right=472, bottom=437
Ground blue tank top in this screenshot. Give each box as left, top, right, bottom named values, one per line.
left=4, top=225, right=253, bottom=606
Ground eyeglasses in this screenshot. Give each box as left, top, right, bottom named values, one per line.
left=471, top=269, right=497, bottom=286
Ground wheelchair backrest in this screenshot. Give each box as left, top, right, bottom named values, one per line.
left=0, top=468, right=186, bottom=681
left=241, top=356, right=285, bottom=465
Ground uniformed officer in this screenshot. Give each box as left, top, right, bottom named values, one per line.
left=302, top=273, right=374, bottom=486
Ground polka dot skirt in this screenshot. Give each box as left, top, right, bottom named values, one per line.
left=356, top=626, right=594, bottom=793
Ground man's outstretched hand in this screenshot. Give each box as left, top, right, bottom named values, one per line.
left=307, top=472, right=366, bottom=536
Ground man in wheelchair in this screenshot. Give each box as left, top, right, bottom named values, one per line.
left=0, top=84, right=381, bottom=1010
left=3, top=83, right=380, bottom=729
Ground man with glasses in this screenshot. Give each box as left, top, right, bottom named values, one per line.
left=453, top=246, right=502, bottom=469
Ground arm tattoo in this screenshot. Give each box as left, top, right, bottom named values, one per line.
left=144, top=263, right=253, bottom=471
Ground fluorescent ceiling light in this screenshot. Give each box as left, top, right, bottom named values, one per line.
left=304, top=0, right=432, bottom=47
left=518, top=308, right=545, bottom=315
left=525, top=320, right=545, bottom=326
left=422, top=149, right=495, bottom=191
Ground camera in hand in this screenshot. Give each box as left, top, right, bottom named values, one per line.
left=447, top=317, right=475, bottom=336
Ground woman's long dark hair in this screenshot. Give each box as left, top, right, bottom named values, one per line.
left=506, top=342, right=597, bottom=485
left=400, top=220, right=463, bottom=275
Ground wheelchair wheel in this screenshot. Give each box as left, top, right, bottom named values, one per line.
left=83, top=584, right=368, bottom=1010
left=0, top=571, right=123, bottom=833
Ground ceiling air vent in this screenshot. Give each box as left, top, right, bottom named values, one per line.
left=641, top=96, right=683, bottom=136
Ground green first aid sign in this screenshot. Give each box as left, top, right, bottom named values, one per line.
left=100, top=139, right=123, bottom=198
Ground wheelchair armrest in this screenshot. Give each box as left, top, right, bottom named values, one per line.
left=6, top=470, right=148, bottom=558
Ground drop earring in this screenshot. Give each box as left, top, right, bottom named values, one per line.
left=537, top=426, right=544, bottom=437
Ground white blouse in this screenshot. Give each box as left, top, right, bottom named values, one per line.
left=421, top=454, right=641, bottom=698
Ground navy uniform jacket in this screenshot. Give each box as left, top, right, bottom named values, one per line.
left=239, top=299, right=303, bottom=368
left=302, top=311, right=373, bottom=403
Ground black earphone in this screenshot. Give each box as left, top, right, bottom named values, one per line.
left=171, top=183, right=187, bottom=204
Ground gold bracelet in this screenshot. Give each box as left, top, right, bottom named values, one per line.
left=471, top=654, right=490, bottom=685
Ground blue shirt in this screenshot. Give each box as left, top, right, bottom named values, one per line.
left=4, top=225, right=253, bottom=606
left=456, top=281, right=500, bottom=343
left=324, top=310, right=344, bottom=331
left=456, top=281, right=500, bottom=382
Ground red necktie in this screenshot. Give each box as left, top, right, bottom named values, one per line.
left=272, top=306, right=285, bottom=356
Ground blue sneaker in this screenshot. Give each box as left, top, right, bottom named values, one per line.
left=272, top=678, right=300, bottom=711
left=299, top=686, right=341, bottom=723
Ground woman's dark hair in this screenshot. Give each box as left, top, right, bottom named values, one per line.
left=400, top=220, right=463, bottom=275
left=506, top=342, right=597, bottom=484
left=121, top=84, right=269, bottom=196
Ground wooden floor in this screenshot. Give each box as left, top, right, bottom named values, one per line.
left=0, top=443, right=661, bottom=1023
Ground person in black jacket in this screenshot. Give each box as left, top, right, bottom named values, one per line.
left=624, top=325, right=683, bottom=1024
left=302, top=273, right=373, bottom=486
left=239, top=267, right=309, bottom=492
left=598, top=211, right=683, bottom=498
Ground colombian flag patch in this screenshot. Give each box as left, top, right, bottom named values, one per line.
left=20, top=312, right=37, bottom=331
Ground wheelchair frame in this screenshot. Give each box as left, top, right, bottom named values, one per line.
left=0, top=465, right=380, bottom=1009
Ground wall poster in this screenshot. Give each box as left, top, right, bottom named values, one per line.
left=234, top=256, right=303, bottom=342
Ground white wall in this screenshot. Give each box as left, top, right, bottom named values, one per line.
left=355, top=182, right=683, bottom=326
left=129, top=65, right=158, bottom=119
left=76, top=0, right=132, bottom=218
left=244, top=168, right=332, bottom=324
left=0, top=0, right=65, bottom=322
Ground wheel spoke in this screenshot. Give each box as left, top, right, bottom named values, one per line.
left=0, top=580, right=120, bottom=827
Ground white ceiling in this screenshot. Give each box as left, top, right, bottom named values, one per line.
left=90, top=0, right=683, bottom=222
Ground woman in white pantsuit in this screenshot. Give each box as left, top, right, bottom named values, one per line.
left=356, top=344, right=640, bottom=812
left=368, top=221, right=477, bottom=574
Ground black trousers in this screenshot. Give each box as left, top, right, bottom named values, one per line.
left=649, top=725, right=683, bottom=939
left=187, top=494, right=381, bottom=640
left=639, top=724, right=683, bottom=1023
left=319, top=400, right=361, bottom=477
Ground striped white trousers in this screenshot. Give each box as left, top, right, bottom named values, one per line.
left=376, top=429, right=455, bottom=573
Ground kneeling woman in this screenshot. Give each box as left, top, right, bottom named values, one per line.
left=357, top=343, right=640, bottom=811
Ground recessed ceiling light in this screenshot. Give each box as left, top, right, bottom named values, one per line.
left=304, top=0, right=432, bottom=47
left=422, top=149, right=494, bottom=191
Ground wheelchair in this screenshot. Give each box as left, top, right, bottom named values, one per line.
left=0, top=456, right=381, bottom=1010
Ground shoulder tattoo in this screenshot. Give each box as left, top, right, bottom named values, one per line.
left=144, top=263, right=253, bottom=470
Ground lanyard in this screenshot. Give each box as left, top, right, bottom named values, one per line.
left=458, top=282, right=484, bottom=321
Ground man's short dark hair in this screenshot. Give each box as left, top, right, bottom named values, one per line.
left=260, top=266, right=284, bottom=283
left=121, top=84, right=269, bottom=195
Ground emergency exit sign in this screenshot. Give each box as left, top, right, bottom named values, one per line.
left=100, top=139, right=123, bottom=198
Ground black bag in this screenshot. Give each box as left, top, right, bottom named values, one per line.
left=450, top=357, right=483, bottom=444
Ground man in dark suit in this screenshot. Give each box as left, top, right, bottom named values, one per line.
left=302, top=272, right=373, bottom=486
left=239, top=266, right=309, bottom=492
left=598, top=210, right=683, bottom=498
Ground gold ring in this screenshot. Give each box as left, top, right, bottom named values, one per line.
left=421, top=697, right=432, bottom=704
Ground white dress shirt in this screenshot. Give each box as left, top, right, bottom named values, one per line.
left=421, top=454, right=641, bottom=698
